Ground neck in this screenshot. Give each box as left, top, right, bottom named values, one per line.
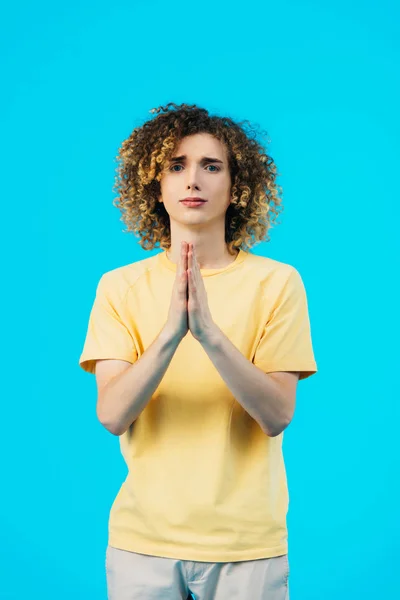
left=166, top=244, right=238, bottom=270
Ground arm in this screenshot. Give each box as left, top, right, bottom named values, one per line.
left=199, top=323, right=298, bottom=437
left=96, top=326, right=182, bottom=436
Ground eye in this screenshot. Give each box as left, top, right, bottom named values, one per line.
left=169, top=164, right=220, bottom=172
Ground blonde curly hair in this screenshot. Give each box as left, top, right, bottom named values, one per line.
left=112, top=102, right=284, bottom=255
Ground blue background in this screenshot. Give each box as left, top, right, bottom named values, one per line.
left=1, top=1, right=398, bottom=598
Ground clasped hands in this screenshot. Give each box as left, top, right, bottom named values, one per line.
left=186, top=242, right=216, bottom=343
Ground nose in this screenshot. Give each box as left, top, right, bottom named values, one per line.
left=186, top=165, right=202, bottom=191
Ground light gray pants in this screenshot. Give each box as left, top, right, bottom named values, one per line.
left=106, top=544, right=290, bottom=599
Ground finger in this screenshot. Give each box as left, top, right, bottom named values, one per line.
left=191, top=248, right=198, bottom=281
left=180, top=243, right=187, bottom=289
left=188, top=243, right=192, bottom=274
left=188, top=268, right=194, bottom=293
left=184, top=241, right=188, bottom=272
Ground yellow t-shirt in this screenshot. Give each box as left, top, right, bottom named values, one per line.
left=79, top=249, right=318, bottom=562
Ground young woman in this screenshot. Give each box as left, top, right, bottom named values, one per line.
left=79, top=102, right=318, bottom=599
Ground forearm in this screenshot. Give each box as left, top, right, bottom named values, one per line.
left=98, top=326, right=182, bottom=436
left=200, top=324, right=291, bottom=437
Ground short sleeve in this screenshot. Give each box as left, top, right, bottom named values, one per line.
left=253, top=268, right=318, bottom=381
left=78, top=273, right=138, bottom=374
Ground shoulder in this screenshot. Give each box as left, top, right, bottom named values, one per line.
left=243, top=253, right=312, bottom=316
left=97, top=254, right=159, bottom=301
left=246, top=251, right=300, bottom=289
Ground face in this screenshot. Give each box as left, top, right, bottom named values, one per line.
left=157, top=133, right=232, bottom=230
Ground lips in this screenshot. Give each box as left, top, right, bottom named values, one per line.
left=181, top=200, right=207, bottom=208
left=181, top=198, right=207, bottom=202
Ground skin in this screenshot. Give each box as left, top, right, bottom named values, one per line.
left=157, top=133, right=239, bottom=270
left=94, top=134, right=299, bottom=437
left=156, top=133, right=299, bottom=433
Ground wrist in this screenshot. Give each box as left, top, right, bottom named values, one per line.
left=160, top=325, right=186, bottom=347
left=197, top=321, right=220, bottom=347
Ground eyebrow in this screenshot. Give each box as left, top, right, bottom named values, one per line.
left=170, top=155, right=224, bottom=164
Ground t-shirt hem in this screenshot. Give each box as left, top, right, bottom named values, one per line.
left=79, top=354, right=136, bottom=374
left=256, top=362, right=318, bottom=380
left=256, top=362, right=317, bottom=372
left=108, top=532, right=288, bottom=562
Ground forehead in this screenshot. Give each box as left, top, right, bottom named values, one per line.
left=173, top=133, right=227, bottom=160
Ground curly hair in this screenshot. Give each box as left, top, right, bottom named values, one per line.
left=112, top=102, right=284, bottom=255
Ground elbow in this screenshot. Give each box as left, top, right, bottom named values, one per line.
left=265, top=418, right=291, bottom=438
left=97, top=410, right=123, bottom=437
left=97, top=398, right=124, bottom=436
left=98, top=417, right=121, bottom=436
left=108, top=425, right=124, bottom=436
left=266, top=428, right=281, bottom=438
left=97, top=413, right=132, bottom=436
